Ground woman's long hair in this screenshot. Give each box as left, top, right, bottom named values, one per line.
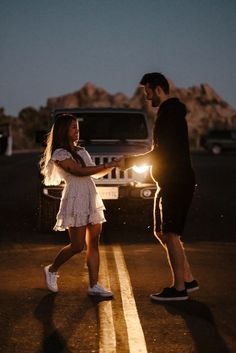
left=40, top=114, right=78, bottom=177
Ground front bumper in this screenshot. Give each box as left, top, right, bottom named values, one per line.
left=117, top=183, right=156, bottom=199
left=41, top=183, right=157, bottom=201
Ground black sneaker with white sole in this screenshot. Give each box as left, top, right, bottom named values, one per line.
left=185, top=280, right=199, bottom=293
left=150, top=287, right=188, bottom=302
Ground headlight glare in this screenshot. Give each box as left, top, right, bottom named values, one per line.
left=132, top=165, right=149, bottom=174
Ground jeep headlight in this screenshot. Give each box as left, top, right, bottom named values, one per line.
left=132, top=165, right=149, bottom=174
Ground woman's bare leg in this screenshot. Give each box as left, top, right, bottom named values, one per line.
left=85, top=223, right=102, bottom=287
left=50, top=226, right=86, bottom=272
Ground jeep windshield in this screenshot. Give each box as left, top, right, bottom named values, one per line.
left=72, top=112, right=148, bottom=141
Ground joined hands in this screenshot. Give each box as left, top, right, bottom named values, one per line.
left=106, top=157, right=127, bottom=170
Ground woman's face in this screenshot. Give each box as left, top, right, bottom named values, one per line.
left=68, top=119, right=79, bottom=144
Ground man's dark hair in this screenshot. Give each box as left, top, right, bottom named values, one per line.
left=140, top=72, right=169, bottom=94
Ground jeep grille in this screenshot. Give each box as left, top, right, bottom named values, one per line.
left=93, top=155, right=145, bottom=185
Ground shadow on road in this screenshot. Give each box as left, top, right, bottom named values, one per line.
left=162, top=299, right=230, bottom=353
left=34, top=293, right=97, bottom=353
left=34, top=293, right=71, bottom=353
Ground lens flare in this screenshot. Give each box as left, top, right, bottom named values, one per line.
left=132, top=165, right=149, bottom=174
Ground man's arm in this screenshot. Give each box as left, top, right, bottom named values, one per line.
left=121, top=149, right=157, bottom=170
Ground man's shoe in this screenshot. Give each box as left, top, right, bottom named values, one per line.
left=150, top=287, right=188, bottom=302
left=88, top=283, right=113, bottom=298
left=44, top=265, right=59, bottom=293
left=185, top=280, right=199, bottom=293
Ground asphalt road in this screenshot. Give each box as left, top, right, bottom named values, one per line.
left=0, top=151, right=236, bottom=353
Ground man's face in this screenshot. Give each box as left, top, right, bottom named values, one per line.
left=144, top=84, right=161, bottom=107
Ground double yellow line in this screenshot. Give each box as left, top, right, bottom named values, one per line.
left=99, top=245, right=147, bottom=353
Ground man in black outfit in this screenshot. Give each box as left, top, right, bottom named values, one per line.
left=122, top=72, right=199, bottom=301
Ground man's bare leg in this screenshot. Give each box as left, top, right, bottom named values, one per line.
left=164, top=233, right=186, bottom=291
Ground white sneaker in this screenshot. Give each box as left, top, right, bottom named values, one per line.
left=44, top=265, right=59, bottom=293
left=88, top=283, right=113, bottom=298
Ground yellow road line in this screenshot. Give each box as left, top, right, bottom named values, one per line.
left=99, top=249, right=116, bottom=353
left=112, top=245, right=148, bottom=353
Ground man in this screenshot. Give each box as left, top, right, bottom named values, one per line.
left=122, top=72, right=199, bottom=301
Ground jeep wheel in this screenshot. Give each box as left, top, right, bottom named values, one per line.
left=38, top=191, right=60, bottom=232
left=211, top=144, right=222, bottom=155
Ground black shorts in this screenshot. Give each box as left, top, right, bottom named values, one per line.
left=154, top=183, right=195, bottom=235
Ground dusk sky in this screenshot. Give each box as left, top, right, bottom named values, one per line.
left=1, top=0, right=236, bottom=116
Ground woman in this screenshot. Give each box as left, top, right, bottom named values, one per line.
left=40, top=114, right=119, bottom=297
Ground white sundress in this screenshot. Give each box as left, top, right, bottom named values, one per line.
left=46, top=147, right=106, bottom=231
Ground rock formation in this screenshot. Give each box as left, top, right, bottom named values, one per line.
left=46, top=81, right=236, bottom=147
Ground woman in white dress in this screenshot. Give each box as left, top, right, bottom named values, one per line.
left=40, top=114, right=119, bottom=297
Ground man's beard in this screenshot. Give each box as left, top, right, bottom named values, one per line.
left=151, top=93, right=161, bottom=107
